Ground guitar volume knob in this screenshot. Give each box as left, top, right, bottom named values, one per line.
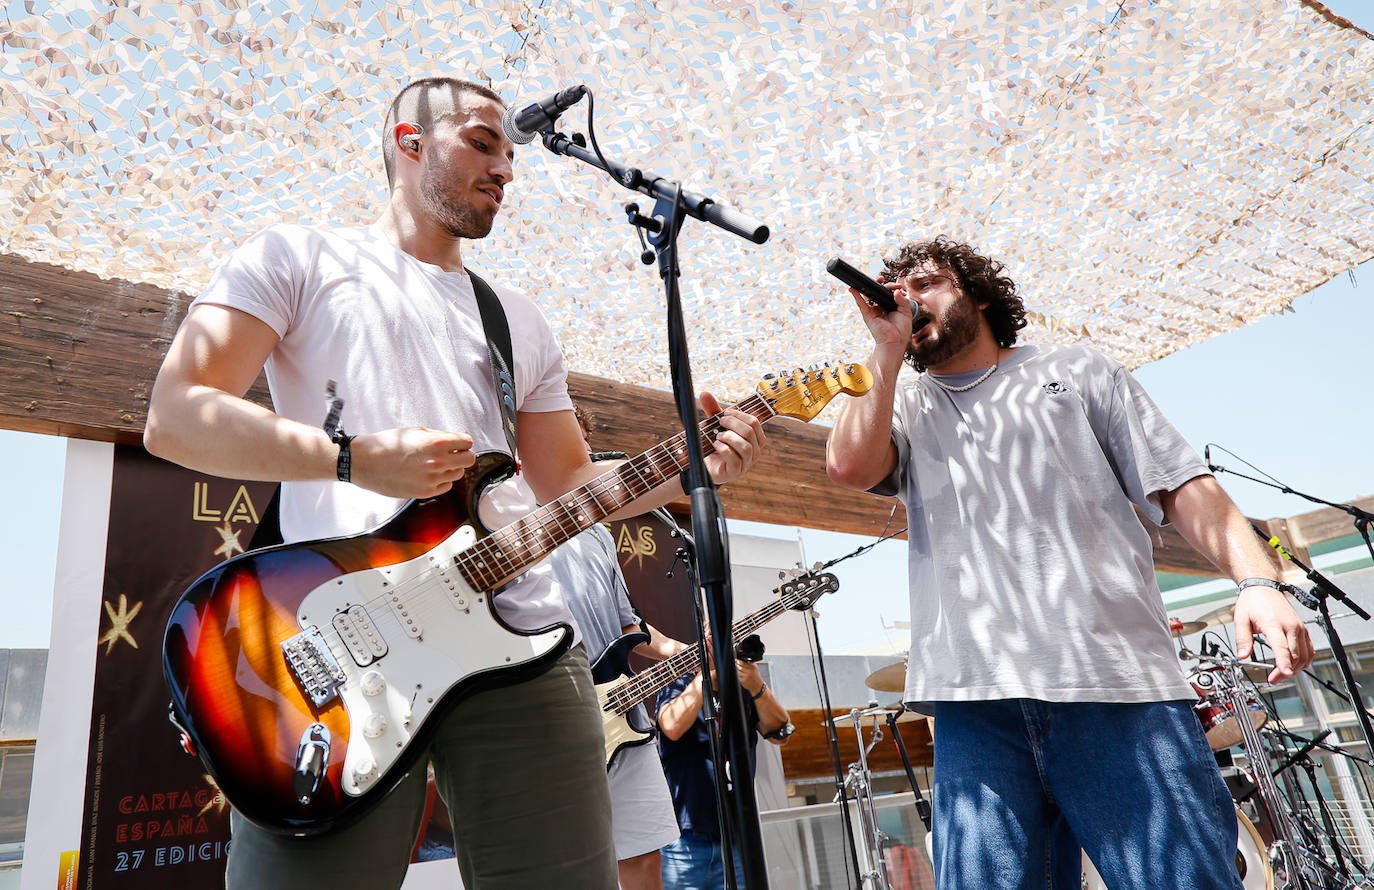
left=363, top=714, right=389, bottom=738
left=353, top=757, right=378, bottom=783
left=361, top=670, right=386, bottom=696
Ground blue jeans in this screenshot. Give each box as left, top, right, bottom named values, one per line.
left=661, top=832, right=745, bottom=890
left=931, top=699, right=1242, bottom=890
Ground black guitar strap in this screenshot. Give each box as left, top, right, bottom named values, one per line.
left=467, top=268, right=519, bottom=459
left=247, top=269, right=517, bottom=552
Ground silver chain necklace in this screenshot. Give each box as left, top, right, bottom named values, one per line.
left=927, top=363, right=997, bottom=393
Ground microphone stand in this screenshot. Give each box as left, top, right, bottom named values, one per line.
left=1208, top=447, right=1374, bottom=566
left=1255, top=526, right=1374, bottom=766
left=537, top=120, right=772, bottom=887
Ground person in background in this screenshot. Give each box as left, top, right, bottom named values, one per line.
left=655, top=636, right=792, bottom=889
left=551, top=403, right=690, bottom=890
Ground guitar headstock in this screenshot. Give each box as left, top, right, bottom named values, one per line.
left=778, top=572, right=840, bottom=611
left=756, top=363, right=874, bottom=422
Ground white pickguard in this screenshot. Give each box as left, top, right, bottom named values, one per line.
left=296, top=523, right=568, bottom=796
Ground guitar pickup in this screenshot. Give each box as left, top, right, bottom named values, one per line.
left=282, top=627, right=346, bottom=708
left=331, top=605, right=388, bottom=667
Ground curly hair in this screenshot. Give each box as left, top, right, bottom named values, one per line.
left=881, top=236, right=1027, bottom=351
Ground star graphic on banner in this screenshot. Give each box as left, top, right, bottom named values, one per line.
left=198, top=774, right=227, bottom=819
left=213, top=519, right=245, bottom=559
left=98, top=594, right=142, bottom=655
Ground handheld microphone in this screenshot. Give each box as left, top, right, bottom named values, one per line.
left=827, top=257, right=898, bottom=312
left=502, top=85, right=588, bottom=145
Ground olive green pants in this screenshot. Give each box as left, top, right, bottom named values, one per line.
left=226, top=646, right=616, bottom=889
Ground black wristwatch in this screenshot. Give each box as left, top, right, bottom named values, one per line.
left=762, top=721, right=795, bottom=742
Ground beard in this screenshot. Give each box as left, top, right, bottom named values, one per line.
left=419, top=164, right=498, bottom=239
left=904, top=292, right=982, bottom=372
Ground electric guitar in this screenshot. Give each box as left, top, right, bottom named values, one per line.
left=597, top=571, right=840, bottom=768
left=161, top=363, right=873, bottom=836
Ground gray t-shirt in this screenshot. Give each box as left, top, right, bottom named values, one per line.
left=880, top=344, right=1206, bottom=705
left=551, top=523, right=639, bottom=663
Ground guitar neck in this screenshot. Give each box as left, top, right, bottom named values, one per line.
left=602, top=594, right=796, bottom=719
left=456, top=393, right=777, bottom=592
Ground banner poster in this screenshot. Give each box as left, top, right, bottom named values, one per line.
left=64, top=447, right=694, bottom=888
left=606, top=510, right=697, bottom=670
left=76, top=445, right=275, bottom=888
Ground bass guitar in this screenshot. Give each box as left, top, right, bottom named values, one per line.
left=162, top=363, right=872, bottom=835
left=598, top=571, right=840, bottom=767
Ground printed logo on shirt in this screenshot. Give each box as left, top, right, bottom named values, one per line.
left=1042, top=381, right=1069, bottom=396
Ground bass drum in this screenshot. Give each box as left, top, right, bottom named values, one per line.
left=1081, top=809, right=1272, bottom=890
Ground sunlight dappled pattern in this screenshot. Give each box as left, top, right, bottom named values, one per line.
left=2, top=0, right=1372, bottom=401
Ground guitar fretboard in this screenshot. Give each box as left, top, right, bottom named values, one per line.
left=601, top=576, right=831, bottom=716
left=455, top=393, right=777, bottom=592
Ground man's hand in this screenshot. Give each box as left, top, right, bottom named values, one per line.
left=699, top=391, right=766, bottom=486
left=1233, top=585, right=1315, bottom=684
left=350, top=427, right=476, bottom=499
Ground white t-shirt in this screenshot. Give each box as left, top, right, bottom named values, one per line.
left=193, top=223, right=575, bottom=632
left=879, top=344, right=1207, bottom=706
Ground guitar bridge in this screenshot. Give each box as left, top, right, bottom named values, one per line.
left=282, top=627, right=346, bottom=708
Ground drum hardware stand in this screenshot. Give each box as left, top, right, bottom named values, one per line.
left=1270, top=727, right=1374, bottom=889
left=804, top=604, right=865, bottom=888
left=837, top=708, right=894, bottom=890
left=884, top=709, right=933, bottom=831
left=804, top=515, right=909, bottom=889
left=1218, top=658, right=1327, bottom=889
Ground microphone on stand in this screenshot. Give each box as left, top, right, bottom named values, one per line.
left=1204, top=444, right=1221, bottom=473
left=502, top=85, right=588, bottom=145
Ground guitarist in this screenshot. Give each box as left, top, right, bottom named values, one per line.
left=145, top=77, right=766, bottom=890
left=655, top=639, right=792, bottom=889
left=549, top=406, right=689, bottom=890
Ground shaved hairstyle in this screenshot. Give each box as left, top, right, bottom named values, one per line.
left=382, top=77, right=505, bottom=187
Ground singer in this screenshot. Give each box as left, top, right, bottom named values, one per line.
left=145, top=76, right=767, bottom=889
left=825, top=236, right=1314, bottom=890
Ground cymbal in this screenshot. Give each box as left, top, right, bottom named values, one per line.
left=865, top=661, right=907, bottom=693
left=827, top=706, right=924, bottom=726
left=1169, top=617, right=1206, bottom=636
left=1197, top=601, right=1238, bottom=627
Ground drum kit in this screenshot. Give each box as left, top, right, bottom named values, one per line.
left=1168, top=605, right=1372, bottom=890
left=848, top=603, right=1374, bottom=890
left=819, top=659, right=932, bottom=890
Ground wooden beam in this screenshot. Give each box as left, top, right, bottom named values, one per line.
left=0, top=253, right=892, bottom=538
left=1281, top=495, right=1374, bottom=551
left=0, top=252, right=1227, bottom=572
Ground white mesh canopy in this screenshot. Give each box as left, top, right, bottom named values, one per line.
left=3, top=0, right=1372, bottom=400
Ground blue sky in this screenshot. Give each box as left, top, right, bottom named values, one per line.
left=2, top=0, right=1371, bottom=654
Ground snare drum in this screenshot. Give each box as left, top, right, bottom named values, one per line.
left=1081, top=809, right=1272, bottom=889
left=1189, top=665, right=1268, bottom=750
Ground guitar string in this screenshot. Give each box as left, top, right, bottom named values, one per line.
left=299, top=396, right=773, bottom=656
left=291, top=371, right=858, bottom=662
left=293, top=377, right=831, bottom=662
left=600, top=575, right=838, bottom=713
left=602, top=593, right=796, bottom=714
